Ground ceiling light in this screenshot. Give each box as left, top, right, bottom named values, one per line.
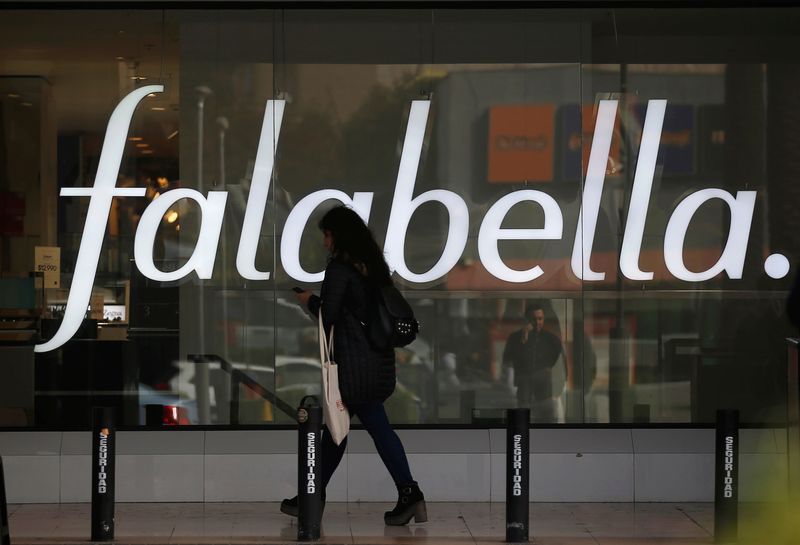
left=7, top=93, right=20, bottom=98
left=151, top=107, right=166, bottom=111
left=128, top=137, right=143, bottom=142
left=21, top=102, right=33, bottom=107
left=135, top=143, right=149, bottom=148
left=142, top=150, right=153, bottom=155
left=167, top=130, right=179, bottom=140
left=166, top=211, right=179, bottom=223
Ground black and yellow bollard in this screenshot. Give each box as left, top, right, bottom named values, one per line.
left=297, top=396, right=323, bottom=541
left=91, top=407, right=115, bottom=541
left=506, top=408, right=530, bottom=543
left=714, top=409, right=739, bottom=544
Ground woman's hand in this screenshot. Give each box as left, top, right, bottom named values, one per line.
left=295, top=290, right=313, bottom=309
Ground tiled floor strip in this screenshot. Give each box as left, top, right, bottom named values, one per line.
left=10, top=501, right=785, bottom=545
left=9, top=502, right=800, bottom=545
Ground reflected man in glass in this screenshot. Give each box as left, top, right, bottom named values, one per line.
left=502, top=302, right=565, bottom=422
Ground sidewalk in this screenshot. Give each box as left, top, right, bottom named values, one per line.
left=6, top=502, right=720, bottom=545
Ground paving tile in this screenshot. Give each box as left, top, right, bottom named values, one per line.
left=3, top=501, right=727, bottom=545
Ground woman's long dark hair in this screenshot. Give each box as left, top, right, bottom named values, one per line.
left=319, top=205, right=392, bottom=286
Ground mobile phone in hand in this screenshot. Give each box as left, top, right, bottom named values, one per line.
left=292, top=287, right=304, bottom=293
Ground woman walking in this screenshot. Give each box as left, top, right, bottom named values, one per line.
left=281, top=205, right=427, bottom=526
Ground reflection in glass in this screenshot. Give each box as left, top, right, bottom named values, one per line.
left=0, top=8, right=797, bottom=428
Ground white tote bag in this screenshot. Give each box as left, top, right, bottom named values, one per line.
left=319, top=311, right=350, bottom=445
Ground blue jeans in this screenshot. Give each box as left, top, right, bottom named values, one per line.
left=321, top=400, right=414, bottom=488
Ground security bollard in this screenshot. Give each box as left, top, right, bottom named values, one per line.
left=506, top=408, right=530, bottom=543
left=1, top=456, right=10, bottom=545
left=297, top=396, right=323, bottom=541
left=91, top=407, right=115, bottom=541
left=714, top=409, right=739, bottom=544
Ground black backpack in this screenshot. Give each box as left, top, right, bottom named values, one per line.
left=366, top=284, right=419, bottom=350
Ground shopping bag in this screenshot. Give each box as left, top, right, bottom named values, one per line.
left=319, top=311, right=350, bottom=445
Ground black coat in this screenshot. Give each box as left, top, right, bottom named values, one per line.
left=308, top=259, right=396, bottom=405
left=502, top=328, right=563, bottom=399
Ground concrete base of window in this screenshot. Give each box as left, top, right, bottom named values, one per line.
left=0, top=428, right=787, bottom=503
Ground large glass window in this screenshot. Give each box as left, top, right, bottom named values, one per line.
left=0, top=7, right=798, bottom=428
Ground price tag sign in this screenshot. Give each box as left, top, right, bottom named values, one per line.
left=90, top=294, right=105, bottom=320
left=34, top=246, right=60, bottom=288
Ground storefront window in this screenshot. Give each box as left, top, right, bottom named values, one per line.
left=0, top=7, right=797, bottom=428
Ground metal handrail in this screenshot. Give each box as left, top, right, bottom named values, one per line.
left=187, top=354, right=297, bottom=423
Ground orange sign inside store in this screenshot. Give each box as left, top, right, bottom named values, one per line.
left=488, top=104, right=555, bottom=183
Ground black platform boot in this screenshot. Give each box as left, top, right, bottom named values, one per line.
left=280, top=491, right=326, bottom=517
left=384, top=482, right=427, bottom=525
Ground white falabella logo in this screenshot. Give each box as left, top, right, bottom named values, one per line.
left=35, top=85, right=789, bottom=353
